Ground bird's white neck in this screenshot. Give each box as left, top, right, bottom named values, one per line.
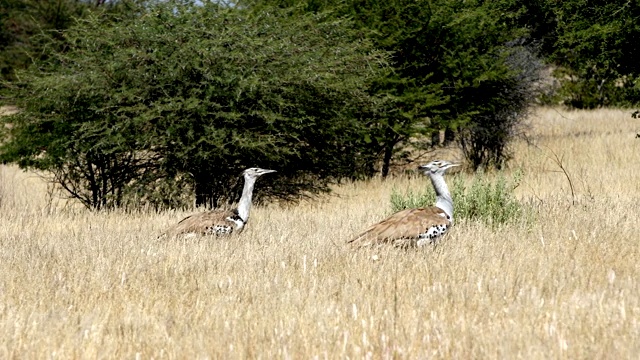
left=430, top=173, right=454, bottom=221
left=236, top=176, right=257, bottom=223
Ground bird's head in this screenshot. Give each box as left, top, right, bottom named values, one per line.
left=418, top=160, right=460, bottom=175
left=242, top=167, right=277, bottom=179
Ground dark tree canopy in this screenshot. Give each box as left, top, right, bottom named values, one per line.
left=548, top=0, right=640, bottom=108
left=0, top=0, right=148, bottom=87
left=242, top=0, right=545, bottom=170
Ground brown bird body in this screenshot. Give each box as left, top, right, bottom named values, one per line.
left=349, top=160, right=458, bottom=248
left=160, top=167, right=275, bottom=238
left=162, top=209, right=244, bottom=237
left=348, top=207, right=451, bottom=248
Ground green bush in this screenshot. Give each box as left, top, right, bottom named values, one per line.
left=2, top=2, right=388, bottom=210
left=242, top=0, right=546, bottom=171
left=545, top=0, right=640, bottom=108
left=390, top=171, right=530, bottom=227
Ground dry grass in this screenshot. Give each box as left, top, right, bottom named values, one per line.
left=1, top=108, right=639, bottom=358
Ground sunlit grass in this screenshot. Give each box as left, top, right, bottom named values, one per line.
left=0, top=107, right=639, bottom=358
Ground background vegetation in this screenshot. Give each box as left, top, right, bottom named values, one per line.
left=0, top=0, right=145, bottom=82
left=1, top=0, right=639, bottom=209
left=547, top=0, right=640, bottom=108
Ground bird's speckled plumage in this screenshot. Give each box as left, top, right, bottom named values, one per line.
left=162, top=209, right=243, bottom=237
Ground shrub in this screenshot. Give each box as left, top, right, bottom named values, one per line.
left=390, top=171, right=530, bottom=227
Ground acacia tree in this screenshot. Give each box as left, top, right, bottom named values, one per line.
left=0, top=0, right=85, bottom=83
left=548, top=0, right=640, bottom=108
left=0, top=0, right=147, bottom=86
left=442, top=1, right=544, bottom=169
left=1, top=1, right=388, bottom=209
left=241, top=0, right=545, bottom=171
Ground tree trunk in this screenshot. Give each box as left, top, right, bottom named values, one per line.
left=382, top=139, right=397, bottom=178
left=195, top=180, right=214, bottom=209
left=444, top=128, right=455, bottom=145
left=381, top=142, right=393, bottom=178
left=431, top=131, right=440, bottom=146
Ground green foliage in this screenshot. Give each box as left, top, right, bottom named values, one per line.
left=16, top=0, right=640, bottom=209
left=0, top=0, right=83, bottom=84
left=1, top=1, right=388, bottom=210
left=241, top=0, right=545, bottom=171
left=439, top=1, right=544, bottom=169
left=546, top=0, right=640, bottom=108
left=264, top=0, right=640, bottom=159
left=0, top=0, right=147, bottom=89
left=391, top=171, right=529, bottom=227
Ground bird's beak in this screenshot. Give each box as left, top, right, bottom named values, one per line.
left=261, top=169, right=277, bottom=174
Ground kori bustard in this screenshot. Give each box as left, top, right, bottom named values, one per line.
left=161, top=167, right=276, bottom=237
left=348, top=160, right=459, bottom=248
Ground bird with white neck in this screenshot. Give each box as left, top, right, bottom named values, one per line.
left=348, top=160, right=459, bottom=248
left=161, top=167, right=276, bottom=238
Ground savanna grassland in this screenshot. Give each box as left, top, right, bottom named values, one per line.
left=1, top=108, right=639, bottom=359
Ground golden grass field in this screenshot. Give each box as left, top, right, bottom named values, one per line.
left=1, top=108, right=639, bottom=358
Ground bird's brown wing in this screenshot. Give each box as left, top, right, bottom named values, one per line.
left=348, top=207, right=451, bottom=248
left=161, top=210, right=237, bottom=237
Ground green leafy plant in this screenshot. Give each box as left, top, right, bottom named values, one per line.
left=391, top=171, right=530, bottom=227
